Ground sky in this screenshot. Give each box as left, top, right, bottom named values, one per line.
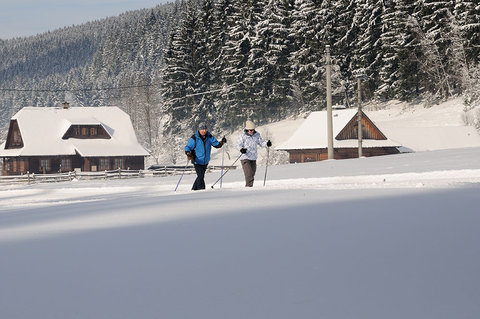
left=0, top=0, right=171, bottom=40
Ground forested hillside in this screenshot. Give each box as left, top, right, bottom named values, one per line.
left=1, top=0, right=480, bottom=163
left=162, top=0, right=480, bottom=133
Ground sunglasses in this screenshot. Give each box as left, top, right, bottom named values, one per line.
left=247, top=129, right=254, bottom=131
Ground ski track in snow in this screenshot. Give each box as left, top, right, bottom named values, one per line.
left=264, top=168, right=480, bottom=189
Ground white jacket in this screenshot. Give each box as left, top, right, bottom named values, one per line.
left=236, top=130, right=267, bottom=160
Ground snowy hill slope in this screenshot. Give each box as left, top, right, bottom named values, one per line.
left=367, top=98, right=480, bottom=151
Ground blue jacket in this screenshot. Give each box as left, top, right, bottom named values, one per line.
left=185, top=131, right=220, bottom=165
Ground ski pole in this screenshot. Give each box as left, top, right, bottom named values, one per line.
left=174, top=159, right=190, bottom=192
left=211, top=153, right=242, bottom=189
left=220, top=146, right=225, bottom=188
left=263, top=146, right=270, bottom=186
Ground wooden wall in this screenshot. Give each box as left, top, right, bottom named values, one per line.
left=5, top=120, right=24, bottom=149
left=287, top=147, right=400, bottom=163
left=1, top=155, right=145, bottom=175
left=336, top=113, right=387, bottom=140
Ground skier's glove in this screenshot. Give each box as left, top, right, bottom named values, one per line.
left=186, top=151, right=193, bottom=160
left=240, top=148, right=247, bottom=154
left=267, top=140, right=272, bottom=147
left=218, top=136, right=227, bottom=147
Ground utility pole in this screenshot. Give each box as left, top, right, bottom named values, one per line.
left=357, top=75, right=363, bottom=157
left=326, top=45, right=333, bottom=160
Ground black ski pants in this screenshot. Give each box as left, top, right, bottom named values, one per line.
left=241, top=159, right=257, bottom=187
left=192, top=164, right=208, bottom=190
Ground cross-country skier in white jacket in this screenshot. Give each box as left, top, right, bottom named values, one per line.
left=236, top=120, right=272, bottom=187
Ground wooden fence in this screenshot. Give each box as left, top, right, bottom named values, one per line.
left=0, top=165, right=236, bottom=185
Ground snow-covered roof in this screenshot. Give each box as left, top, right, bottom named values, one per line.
left=0, top=106, right=149, bottom=157
left=276, top=109, right=400, bottom=150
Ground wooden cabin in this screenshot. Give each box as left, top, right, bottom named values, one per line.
left=0, top=105, right=149, bottom=175
left=276, top=108, right=401, bottom=163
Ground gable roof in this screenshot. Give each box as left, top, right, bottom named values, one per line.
left=276, top=109, right=400, bottom=150
left=0, top=106, right=149, bottom=157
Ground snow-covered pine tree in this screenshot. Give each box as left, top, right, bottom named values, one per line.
left=377, top=0, right=407, bottom=100
left=442, top=10, right=472, bottom=96
left=219, top=0, right=253, bottom=128
left=330, top=0, right=358, bottom=107
left=245, top=0, right=269, bottom=121
left=211, top=0, right=236, bottom=129
left=290, top=0, right=325, bottom=111
left=319, top=0, right=354, bottom=106
left=455, top=0, right=480, bottom=106
left=161, top=0, right=206, bottom=135
left=415, top=0, right=456, bottom=99
left=454, top=0, right=480, bottom=64
left=391, top=0, right=421, bottom=100
left=260, top=0, right=295, bottom=120
left=194, top=0, right=217, bottom=129
left=353, top=0, right=384, bottom=100
left=161, top=25, right=191, bottom=134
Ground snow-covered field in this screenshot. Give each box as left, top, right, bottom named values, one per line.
left=1, top=99, right=480, bottom=319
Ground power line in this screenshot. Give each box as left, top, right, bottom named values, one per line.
left=0, top=83, right=157, bottom=93
left=0, top=83, right=235, bottom=96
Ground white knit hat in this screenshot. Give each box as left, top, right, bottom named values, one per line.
left=245, top=120, right=255, bottom=130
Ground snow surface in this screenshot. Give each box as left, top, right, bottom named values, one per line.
left=1, top=98, right=480, bottom=319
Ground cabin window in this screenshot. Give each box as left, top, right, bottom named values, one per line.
left=63, top=125, right=110, bottom=140
left=12, top=131, right=22, bottom=145
left=61, top=158, right=72, bottom=171
left=99, top=158, right=110, bottom=171
left=40, top=159, right=50, bottom=173
left=114, top=158, right=124, bottom=169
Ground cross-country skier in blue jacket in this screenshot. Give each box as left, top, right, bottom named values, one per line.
left=185, top=122, right=226, bottom=190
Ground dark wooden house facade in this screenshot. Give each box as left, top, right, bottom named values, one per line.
left=0, top=105, right=149, bottom=175
left=277, top=109, right=401, bottom=163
